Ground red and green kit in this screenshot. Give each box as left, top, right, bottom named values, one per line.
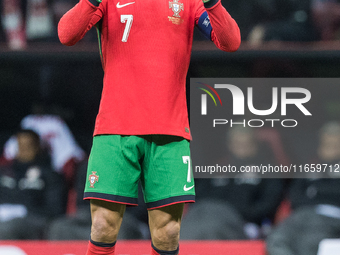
left=58, top=0, right=240, bottom=208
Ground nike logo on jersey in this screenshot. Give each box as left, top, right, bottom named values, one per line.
left=183, top=184, right=194, bottom=191
left=116, top=1, right=135, bottom=8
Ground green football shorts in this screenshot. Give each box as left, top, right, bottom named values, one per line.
left=84, top=135, right=195, bottom=209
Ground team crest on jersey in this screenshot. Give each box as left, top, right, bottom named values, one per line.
left=168, top=0, right=184, bottom=25
left=89, top=171, right=99, bottom=188
left=169, top=0, right=183, bottom=17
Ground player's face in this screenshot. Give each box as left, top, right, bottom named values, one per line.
left=16, top=133, right=40, bottom=163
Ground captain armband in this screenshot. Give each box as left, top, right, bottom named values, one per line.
left=197, top=11, right=212, bottom=40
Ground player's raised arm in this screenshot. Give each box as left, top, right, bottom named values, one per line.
left=197, top=0, right=241, bottom=52
left=58, top=0, right=104, bottom=46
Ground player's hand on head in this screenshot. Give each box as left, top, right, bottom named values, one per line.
left=88, top=0, right=102, bottom=7
left=202, top=0, right=219, bottom=8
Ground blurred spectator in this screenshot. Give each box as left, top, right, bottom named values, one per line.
left=181, top=127, right=285, bottom=240
left=219, top=0, right=310, bottom=41
left=47, top=160, right=150, bottom=240
left=1, top=0, right=79, bottom=50
left=266, top=121, right=340, bottom=255
left=1, top=0, right=27, bottom=49
left=0, top=129, right=66, bottom=239
left=248, top=0, right=320, bottom=44
left=2, top=113, right=85, bottom=186
left=312, top=0, right=340, bottom=40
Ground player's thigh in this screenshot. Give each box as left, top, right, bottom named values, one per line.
left=84, top=135, right=144, bottom=205
left=142, top=135, right=195, bottom=209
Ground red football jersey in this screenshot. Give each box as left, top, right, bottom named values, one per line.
left=58, top=0, right=240, bottom=140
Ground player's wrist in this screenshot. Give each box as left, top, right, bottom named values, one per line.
left=88, top=0, right=101, bottom=7
left=203, top=0, right=219, bottom=9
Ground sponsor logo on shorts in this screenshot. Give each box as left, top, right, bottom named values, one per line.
left=89, top=171, right=99, bottom=188
left=183, top=184, right=194, bottom=191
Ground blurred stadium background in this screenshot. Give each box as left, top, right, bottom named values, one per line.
left=1, top=0, right=340, bottom=254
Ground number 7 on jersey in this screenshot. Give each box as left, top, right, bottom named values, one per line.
left=120, top=14, right=133, bottom=42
